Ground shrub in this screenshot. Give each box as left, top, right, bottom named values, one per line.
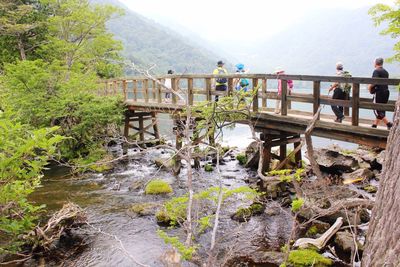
left=236, top=153, right=247, bottom=165
left=145, top=180, right=173, bottom=195
left=291, top=198, right=305, bottom=212
left=204, top=164, right=213, bottom=172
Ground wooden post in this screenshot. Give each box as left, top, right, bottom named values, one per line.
left=352, top=83, right=360, bottom=126
left=143, top=79, right=149, bottom=103
left=139, top=114, right=145, bottom=141
left=205, top=78, right=212, bottom=101
left=313, top=81, right=321, bottom=118
left=157, top=79, right=162, bottom=103
left=253, top=78, right=259, bottom=112
left=262, top=134, right=272, bottom=173
left=171, top=78, right=177, bottom=104
left=151, top=112, right=160, bottom=139
left=152, top=80, right=157, bottom=101
left=262, top=78, right=267, bottom=108
left=344, top=93, right=350, bottom=117
left=133, top=80, right=138, bottom=101
left=294, top=136, right=302, bottom=168
left=113, top=81, right=117, bottom=95
left=122, top=80, right=127, bottom=100
left=188, top=78, right=194, bottom=105
left=281, top=79, right=288, bottom=116
left=124, top=112, right=130, bottom=138
left=280, top=142, right=287, bottom=162
left=228, top=78, right=234, bottom=96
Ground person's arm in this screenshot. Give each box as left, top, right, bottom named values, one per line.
left=368, top=69, right=379, bottom=94
left=329, top=82, right=338, bottom=92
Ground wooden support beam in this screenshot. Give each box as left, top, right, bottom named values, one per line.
left=280, top=143, right=287, bottom=161
left=122, top=80, right=127, bottom=100
left=133, top=80, right=138, bottom=101
left=253, top=78, right=259, bottom=112
left=271, top=137, right=302, bottom=147
left=262, top=78, right=267, bottom=108
left=157, top=79, right=162, bottom=103
left=188, top=78, right=194, bottom=105
left=294, top=139, right=302, bottom=168
left=138, top=115, right=145, bottom=141
left=281, top=79, right=288, bottom=116
left=171, top=78, right=177, bottom=104
left=143, top=79, right=149, bottom=103
left=262, top=133, right=272, bottom=173
left=152, top=80, right=157, bottom=100
left=228, top=78, right=234, bottom=96
left=124, top=113, right=130, bottom=138
left=313, top=81, right=321, bottom=117
left=352, top=83, right=360, bottom=126
left=205, top=78, right=212, bottom=101
left=152, top=112, right=160, bottom=139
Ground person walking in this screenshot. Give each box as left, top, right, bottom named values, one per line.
left=368, top=57, right=393, bottom=129
left=328, top=62, right=347, bottom=123
left=234, top=63, right=250, bottom=92
left=164, top=69, right=174, bottom=101
left=213, top=60, right=228, bottom=102
left=274, top=67, right=293, bottom=114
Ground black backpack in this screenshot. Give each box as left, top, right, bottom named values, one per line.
left=216, top=68, right=227, bottom=84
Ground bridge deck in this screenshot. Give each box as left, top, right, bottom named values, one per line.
left=102, top=73, right=399, bottom=149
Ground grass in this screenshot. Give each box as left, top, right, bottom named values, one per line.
left=145, top=179, right=173, bottom=195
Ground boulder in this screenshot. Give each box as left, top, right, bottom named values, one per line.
left=129, top=202, right=161, bottom=216
left=154, top=157, right=175, bottom=171
left=334, top=231, right=363, bottom=253
left=342, top=168, right=374, bottom=185
left=224, top=251, right=285, bottom=267
left=376, top=150, right=385, bottom=165
left=128, top=179, right=145, bottom=191
left=245, top=141, right=259, bottom=169
left=314, top=149, right=359, bottom=173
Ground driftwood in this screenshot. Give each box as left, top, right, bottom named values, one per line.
left=24, top=202, right=86, bottom=251
left=293, top=217, right=343, bottom=249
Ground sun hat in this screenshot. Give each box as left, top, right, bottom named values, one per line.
left=235, top=63, right=245, bottom=70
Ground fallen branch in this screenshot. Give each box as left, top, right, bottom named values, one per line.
left=305, top=107, right=323, bottom=179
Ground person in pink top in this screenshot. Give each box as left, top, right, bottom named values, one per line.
left=275, top=67, right=293, bottom=114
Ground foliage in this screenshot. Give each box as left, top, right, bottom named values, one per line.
left=232, top=203, right=264, bottom=222
left=268, top=169, right=305, bottom=182
left=0, top=113, right=63, bottom=253
left=306, top=226, right=319, bottom=237
left=204, top=163, right=213, bottom=172
left=157, top=230, right=197, bottom=260
left=369, top=1, right=400, bottom=63
left=145, top=179, right=173, bottom=195
left=236, top=153, right=247, bottom=165
left=291, top=198, right=305, bottom=212
left=288, top=249, right=332, bottom=267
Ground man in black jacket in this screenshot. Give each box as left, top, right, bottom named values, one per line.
left=368, top=58, right=393, bottom=130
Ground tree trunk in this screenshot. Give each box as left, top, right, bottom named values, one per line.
left=362, top=96, right=400, bottom=267
left=17, top=36, right=26, bottom=61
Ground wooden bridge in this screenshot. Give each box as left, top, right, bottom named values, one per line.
left=101, top=73, right=399, bottom=171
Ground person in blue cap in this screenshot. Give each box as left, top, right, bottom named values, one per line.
left=234, top=63, right=249, bottom=92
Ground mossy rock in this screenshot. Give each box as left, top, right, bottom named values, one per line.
left=204, top=164, right=213, bottom=172
left=288, top=249, right=332, bottom=267
left=363, top=185, right=377, bottom=193
left=130, top=202, right=160, bottom=216
left=155, top=209, right=178, bottom=226
left=236, top=153, right=247, bottom=165
left=145, top=180, right=173, bottom=195
left=231, top=203, right=265, bottom=222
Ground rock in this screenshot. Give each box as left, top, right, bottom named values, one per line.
left=154, top=157, right=175, bottom=171
left=224, top=251, right=285, bottom=267
left=264, top=206, right=281, bottom=217
left=129, top=202, right=161, bottom=216
left=305, top=220, right=331, bottom=237
left=128, top=179, right=145, bottom=191
left=245, top=141, right=259, bottom=169
left=363, top=185, right=378, bottom=193
left=260, top=180, right=286, bottom=199
left=342, top=168, right=374, bottom=184
left=334, top=231, right=363, bottom=253
left=231, top=203, right=265, bottom=222
left=314, top=149, right=359, bottom=173
left=376, top=150, right=385, bottom=165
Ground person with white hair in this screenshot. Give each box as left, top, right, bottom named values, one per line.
left=274, top=67, right=293, bottom=114
left=328, top=62, right=347, bottom=123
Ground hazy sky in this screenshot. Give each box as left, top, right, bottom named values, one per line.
left=118, top=0, right=393, bottom=43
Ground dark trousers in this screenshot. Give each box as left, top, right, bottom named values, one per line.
left=331, top=87, right=344, bottom=119
left=374, top=89, right=390, bottom=119
left=215, top=84, right=227, bottom=102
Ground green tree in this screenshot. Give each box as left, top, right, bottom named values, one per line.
left=0, top=112, right=63, bottom=253
left=369, top=0, right=400, bottom=62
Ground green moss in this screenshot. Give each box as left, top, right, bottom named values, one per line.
left=236, top=153, right=247, bottom=165
left=232, top=203, right=265, bottom=222
left=130, top=203, right=159, bottom=216
left=145, top=180, right=173, bottom=195
left=204, top=164, right=213, bottom=172
left=156, top=209, right=174, bottom=225
left=363, top=185, right=377, bottom=193
left=306, top=226, right=319, bottom=237
left=291, top=198, right=304, bottom=212
left=288, top=249, right=332, bottom=267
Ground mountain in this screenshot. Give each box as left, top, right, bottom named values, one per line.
left=93, top=0, right=229, bottom=74
left=248, top=7, right=399, bottom=76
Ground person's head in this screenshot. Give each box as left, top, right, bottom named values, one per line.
left=167, top=70, right=174, bottom=74
left=217, top=60, right=224, bottom=67
left=236, top=63, right=245, bottom=72
left=336, top=62, right=343, bottom=71
left=375, top=57, right=384, bottom=67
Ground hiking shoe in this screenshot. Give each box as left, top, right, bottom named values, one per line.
left=334, top=116, right=344, bottom=123
left=387, top=122, right=393, bottom=130
left=371, top=124, right=377, bottom=128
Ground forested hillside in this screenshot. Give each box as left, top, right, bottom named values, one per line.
left=249, top=7, right=400, bottom=75
left=94, top=0, right=225, bottom=74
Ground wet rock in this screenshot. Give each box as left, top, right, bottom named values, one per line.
left=231, top=203, right=265, bottom=222
left=224, top=251, right=285, bottom=267
left=376, top=150, right=385, bottom=165
left=154, top=157, right=175, bottom=171
left=129, top=202, right=161, bottom=216
left=314, top=149, right=359, bottom=173
left=342, top=168, right=374, bottom=184
left=305, top=220, right=331, bottom=237
left=245, top=141, right=259, bottom=169
left=260, top=180, right=286, bottom=199
left=363, top=185, right=377, bottom=193
left=334, top=231, right=363, bottom=253
left=128, top=179, right=145, bottom=191
left=264, top=206, right=281, bottom=217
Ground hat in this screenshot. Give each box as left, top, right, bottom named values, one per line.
left=217, top=60, right=224, bottom=65
left=274, top=67, right=285, bottom=74
left=236, top=63, right=245, bottom=70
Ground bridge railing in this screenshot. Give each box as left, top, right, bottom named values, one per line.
left=101, top=74, right=400, bottom=127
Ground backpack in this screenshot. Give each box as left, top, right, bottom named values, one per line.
left=216, top=68, right=227, bottom=84
left=341, top=71, right=352, bottom=94
left=240, top=78, right=249, bottom=87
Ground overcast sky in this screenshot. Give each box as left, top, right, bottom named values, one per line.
left=118, top=0, right=393, bottom=43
